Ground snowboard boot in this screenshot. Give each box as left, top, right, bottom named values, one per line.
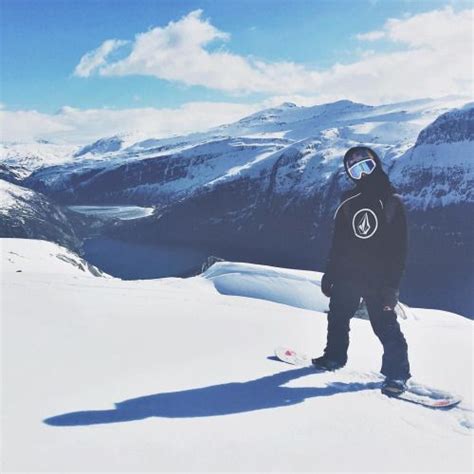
left=311, top=355, right=344, bottom=372
left=381, top=378, right=408, bottom=397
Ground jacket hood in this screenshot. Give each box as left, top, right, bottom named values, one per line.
left=343, top=146, right=382, bottom=177
left=343, top=146, right=395, bottom=198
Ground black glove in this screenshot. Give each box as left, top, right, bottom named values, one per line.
left=321, top=273, right=334, bottom=298
left=381, top=287, right=399, bottom=311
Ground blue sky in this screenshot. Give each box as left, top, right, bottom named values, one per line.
left=2, top=0, right=471, bottom=112
left=0, top=0, right=472, bottom=143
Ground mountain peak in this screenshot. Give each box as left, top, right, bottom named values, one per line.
left=277, top=102, right=297, bottom=109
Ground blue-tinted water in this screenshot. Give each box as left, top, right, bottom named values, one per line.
left=83, top=238, right=209, bottom=279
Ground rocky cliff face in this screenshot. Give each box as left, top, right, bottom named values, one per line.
left=0, top=179, right=83, bottom=252
left=390, top=103, right=473, bottom=210
left=416, top=103, right=474, bottom=145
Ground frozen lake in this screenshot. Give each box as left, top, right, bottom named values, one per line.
left=68, top=205, right=154, bottom=220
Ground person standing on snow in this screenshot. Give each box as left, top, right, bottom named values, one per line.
left=314, top=146, right=411, bottom=396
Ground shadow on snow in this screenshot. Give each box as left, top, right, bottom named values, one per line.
left=44, top=365, right=381, bottom=427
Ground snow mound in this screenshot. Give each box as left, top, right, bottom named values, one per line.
left=0, top=238, right=109, bottom=277
left=202, top=261, right=328, bottom=312
left=201, top=260, right=416, bottom=320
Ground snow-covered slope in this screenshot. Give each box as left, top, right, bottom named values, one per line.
left=0, top=141, right=79, bottom=181
left=2, top=238, right=472, bottom=472
left=0, top=179, right=81, bottom=250
left=26, top=135, right=288, bottom=205
left=74, top=131, right=150, bottom=157
left=1, top=238, right=109, bottom=277
left=0, top=177, right=35, bottom=212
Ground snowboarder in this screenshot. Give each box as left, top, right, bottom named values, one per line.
left=315, top=146, right=411, bottom=396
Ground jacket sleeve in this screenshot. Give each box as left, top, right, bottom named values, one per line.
left=384, top=196, right=408, bottom=289
left=324, top=204, right=347, bottom=281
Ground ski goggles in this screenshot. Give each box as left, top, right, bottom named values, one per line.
left=347, top=158, right=376, bottom=180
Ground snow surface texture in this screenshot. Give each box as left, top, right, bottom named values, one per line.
left=1, top=238, right=472, bottom=472
left=1, top=238, right=109, bottom=277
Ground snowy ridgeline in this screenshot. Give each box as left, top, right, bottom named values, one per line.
left=3, top=96, right=471, bottom=211
left=1, top=238, right=473, bottom=472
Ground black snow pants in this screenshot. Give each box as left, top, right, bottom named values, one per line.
left=323, top=280, right=411, bottom=380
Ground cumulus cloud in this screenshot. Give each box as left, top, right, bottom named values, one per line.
left=73, top=7, right=473, bottom=103
left=74, top=9, right=323, bottom=94
left=324, top=6, right=473, bottom=103
left=364, top=6, right=472, bottom=49
left=0, top=102, right=261, bottom=144
left=74, top=39, right=129, bottom=78
left=0, top=109, right=72, bottom=143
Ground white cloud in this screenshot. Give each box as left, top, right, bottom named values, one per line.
left=0, top=102, right=261, bottom=144
left=73, top=7, right=473, bottom=103
left=0, top=109, right=72, bottom=143
left=74, top=39, right=129, bottom=78
left=74, top=9, right=323, bottom=94
left=355, top=30, right=385, bottom=41
left=357, top=6, right=472, bottom=49
left=320, top=6, right=473, bottom=104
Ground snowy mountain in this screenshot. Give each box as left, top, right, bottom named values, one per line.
left=390, top=102, right=474, bottom=209
left=2, top=96, right=473, bottom=316
left=74, top=131, right=150, bottom=157
left=0, top=179, right=82, bottom=251
left=23, top=96, right=468, bottom=205
left=0, top=141, right=79, bottom=181
left=2, top=238, right=472, bottom=472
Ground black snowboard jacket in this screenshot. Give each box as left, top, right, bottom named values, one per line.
left=325, top=188, right=408, bottom=291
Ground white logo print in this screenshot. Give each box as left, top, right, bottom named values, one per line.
left=358, top=212, right=371, bottom=235
left=352, top=208, right=378, bottom=239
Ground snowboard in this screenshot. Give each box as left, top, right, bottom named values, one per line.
left=274, top=347, right=314, bottom=367
left=274, top=347, right=462, bottom=409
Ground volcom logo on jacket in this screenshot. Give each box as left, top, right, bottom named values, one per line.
left=352, top=208, right=378, bottom=239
